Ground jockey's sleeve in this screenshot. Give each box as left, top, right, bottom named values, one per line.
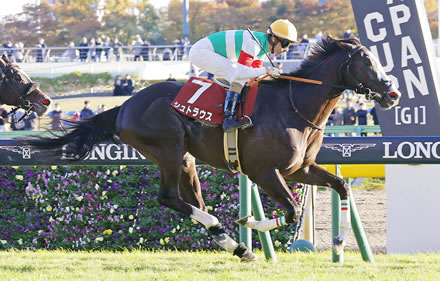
left=233, top=37, right=267, bottom=80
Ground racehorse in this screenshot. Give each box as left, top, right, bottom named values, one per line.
left=0, top=54, right=51, bottom=116
left=26, top=37, right=400, bottom=261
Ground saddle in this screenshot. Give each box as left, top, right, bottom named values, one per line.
left=171, top=77, right=260, bottom=173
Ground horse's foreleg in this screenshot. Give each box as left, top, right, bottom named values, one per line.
left=247, top=169, right=300, bottom=226
left=285, top=163, right=351, bottom=254
left=235, top=215, right=287, bottom=232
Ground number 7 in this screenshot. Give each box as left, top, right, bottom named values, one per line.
left=188, top=80, right=212, bottom=104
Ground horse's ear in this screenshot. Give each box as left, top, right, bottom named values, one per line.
left=1, top=54, right=10, bottom=64
left=327, top=35, right=336, bottom=41
left=336, top=40, right=354, bottom=51
left=0, top=57, right=6, bottom=69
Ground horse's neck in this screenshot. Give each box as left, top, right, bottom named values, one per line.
left=294, top=54, right=345, bottom=128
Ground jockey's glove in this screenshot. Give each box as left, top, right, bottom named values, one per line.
left=265, top=66, right=281, bottom=78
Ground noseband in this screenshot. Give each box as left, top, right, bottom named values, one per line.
left=0, top=64, right=40, bottom=121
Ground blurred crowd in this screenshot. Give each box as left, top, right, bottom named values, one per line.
left=1, top=35, right=190, bottom=63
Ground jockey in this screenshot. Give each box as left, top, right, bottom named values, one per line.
left=189, top=19, right=297, bottom=132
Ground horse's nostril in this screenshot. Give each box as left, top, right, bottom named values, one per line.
left=42, top=99, right=50, bottom=106
left=389, top=92, right=399, bottom=98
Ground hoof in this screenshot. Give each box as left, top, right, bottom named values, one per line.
left=235, top=215, right=255, bottom=227
left=240, top=250, right=258, bottom=262
left=333, top=236, right=346, bottom=255
left=233, top=242, right=258, bottom=262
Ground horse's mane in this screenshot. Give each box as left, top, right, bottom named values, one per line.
left=261, top=37, right=360, bottom=87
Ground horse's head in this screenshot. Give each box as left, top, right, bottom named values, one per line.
left=336, top=39, right=401, bottom=110
left=0, top=54, right=51, bottom=116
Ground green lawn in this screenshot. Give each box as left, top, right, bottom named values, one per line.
left=0, top=250, right=439, bottom=281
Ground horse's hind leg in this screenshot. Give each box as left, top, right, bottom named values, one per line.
left=284, top=163, right=351, bottom=254
left=179, top=153, right=206, bottom=212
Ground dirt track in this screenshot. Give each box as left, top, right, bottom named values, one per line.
left=313, top=189, right=386, bottom=253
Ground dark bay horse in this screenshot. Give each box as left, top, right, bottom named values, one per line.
left=0, top=54, right=51, bottom=116
left=27, top=37, right=400, bottom=261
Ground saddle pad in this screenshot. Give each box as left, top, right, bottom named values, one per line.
left=171, top=77, right=259, bottom=125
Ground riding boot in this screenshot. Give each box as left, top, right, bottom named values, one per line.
left=222, top=90, right=252, bottom=132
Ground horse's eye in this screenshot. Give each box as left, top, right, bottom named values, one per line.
left=14, top=74, right=21, bottom=81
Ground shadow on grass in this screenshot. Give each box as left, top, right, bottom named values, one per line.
left=0, top=265, right=35, bottom=272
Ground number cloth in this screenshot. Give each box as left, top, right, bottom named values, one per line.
left=171, top=77, right=259, bottom=125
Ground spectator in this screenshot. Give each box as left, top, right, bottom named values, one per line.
left=356, top=103, right=369, bottom=136
left=122, top=75, right=134, bottom=95
left=112, top=38, right=122, bottom=61
left=370, top=106, right=379, bottom=125
left=141, top=39, right=150, bottom=61
left=67, top=41, right=77, bottom=62
left=343, top=102, right=356, bottom=126
left=48, top=103, right=64, bottom=130
left=188, top=63, right=197, bottom=78
left=96, top=104, right=107, bottom=114
left=315, top=31, right=323, bottom=42
left=177, top=38, right=185, bottom=60
left=24, top=112, right=38, bottom=131
left=36, top=38, right=47, bottom=62
left=79, top=37, right=89, bottom=62
left=2, top=41, right=13, bottom=58
left=332, top=107, right=344, bottom=126
left=0, top=105, right=8, bottom=131
left=343, top=28, right=354, bottom=39
left=103, top=37, right=112, bottom=61
left=133, top=35, right=143, bottom=61
left=113, top=75, right=125, bottom=96
left=10, top=109, right=26, bottom=131
left=300, top=34, right=309, bottom=43
left=13, top=42, right=24, bottom=63
left=80, top=101, right=95, bottom=120
left=166, top=74, right=177, bottom=81
left=88, top=38, right=96, bottom=61
left=95, top=37, right=103, bottom=62
left=276, top=62, right=283, bottom=73
left=162, top=48, right=173, bottom=61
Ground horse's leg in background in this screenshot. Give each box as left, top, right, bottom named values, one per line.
left=179, top=153, right=206, bottom=212
left=241, top=169, right=301, bottom=229
left=284, top=162, right=350, bottom=254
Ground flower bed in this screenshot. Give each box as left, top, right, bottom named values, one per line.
left=0, top=166, right=302, bottom=251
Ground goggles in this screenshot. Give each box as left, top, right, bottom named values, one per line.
left=277, top=37, right=292, bottom=49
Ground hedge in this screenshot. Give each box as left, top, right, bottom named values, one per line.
left=0, top=165, right=303, bottom=252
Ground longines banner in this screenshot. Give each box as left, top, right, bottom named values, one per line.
left=2, top=138, right=440, bottom=166
left=351, top=0, right=440, bottom=136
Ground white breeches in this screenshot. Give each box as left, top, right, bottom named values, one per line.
left=189, top=38, right=247, bottom=87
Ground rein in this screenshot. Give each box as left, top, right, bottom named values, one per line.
left=247, top=45, right=382, bottom=130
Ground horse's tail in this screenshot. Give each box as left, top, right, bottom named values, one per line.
left=27, top=106, right=120, bottom=160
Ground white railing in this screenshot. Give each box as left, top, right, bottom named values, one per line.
left=0, top=43, right=310, bottom=64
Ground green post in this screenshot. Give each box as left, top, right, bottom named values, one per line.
left=239, top=174, right=252, bottom=249
left=349, top=188, right=375, bottom=262
left=332, top=165, right=344, bottom=263
left=331, top=188, right=343, bottom=263
left=251, top=183, right=277, bottom=262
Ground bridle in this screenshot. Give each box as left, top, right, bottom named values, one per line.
left=288, top=44, right=383, bottom=130
left=0, top=64, right=41, bottom=121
